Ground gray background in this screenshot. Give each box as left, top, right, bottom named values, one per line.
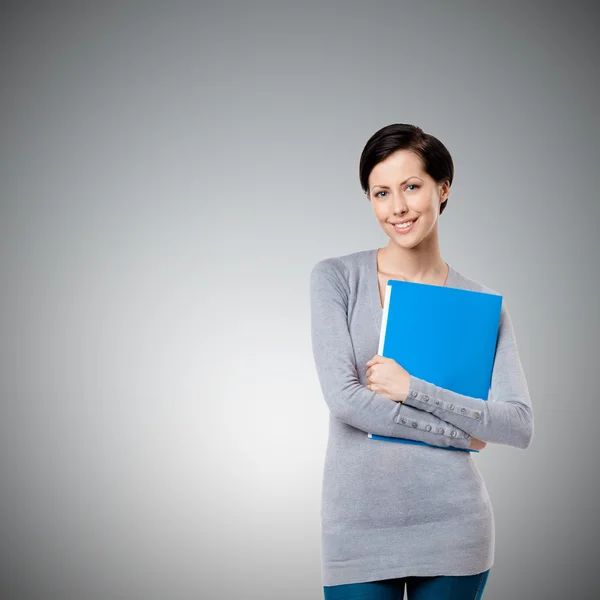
left=1, top=1, right=598, bottom=599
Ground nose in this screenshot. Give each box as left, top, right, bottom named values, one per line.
left=392, top=194, right=408, bottom=215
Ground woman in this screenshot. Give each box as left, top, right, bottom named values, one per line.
left=309, top=123, right=534, bottom=599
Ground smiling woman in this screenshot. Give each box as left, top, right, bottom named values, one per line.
left=360, top=125, right=454, bottom=288
left=310, top=123, right=533, bottom=600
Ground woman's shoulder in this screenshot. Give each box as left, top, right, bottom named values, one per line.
left=449, top=265, right=501, bottom=297
left=310, top=248, right=374, bottom=279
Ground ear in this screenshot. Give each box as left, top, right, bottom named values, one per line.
left=439, top=180, right=450, bottom=202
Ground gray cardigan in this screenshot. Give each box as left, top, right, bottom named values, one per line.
left=309, top=248, right=533, bottom=587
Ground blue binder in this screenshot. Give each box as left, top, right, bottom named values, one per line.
left=368, top=278, right=502, bottom=452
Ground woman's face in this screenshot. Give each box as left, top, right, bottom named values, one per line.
left=367, top=149, right=449, bottom=248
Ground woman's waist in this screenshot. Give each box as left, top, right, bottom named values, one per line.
left=324, top=436, right=486, bottom=491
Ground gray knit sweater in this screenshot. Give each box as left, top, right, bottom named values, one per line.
left=309, top=248, right=534, bottom=587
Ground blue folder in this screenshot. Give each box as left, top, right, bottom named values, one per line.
left=367, top=278, right=503, bottom=452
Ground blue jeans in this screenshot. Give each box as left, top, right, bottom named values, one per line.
left=324, top=569, right=490, bottom=599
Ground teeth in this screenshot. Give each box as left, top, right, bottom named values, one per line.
left=394, top=220, right=414, bottom=229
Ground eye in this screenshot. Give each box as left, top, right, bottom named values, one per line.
left=407, top=184, right=420, bottom=191
left=375, top=191, right=387, bottom=198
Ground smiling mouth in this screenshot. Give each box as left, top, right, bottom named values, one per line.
left=391, top=217, right=418, bottom=230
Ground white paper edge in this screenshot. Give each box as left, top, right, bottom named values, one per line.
left=378, top=282, right=393, bottom=355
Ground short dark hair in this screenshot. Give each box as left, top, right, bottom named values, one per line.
left=359, top=123, right=454, bottom=215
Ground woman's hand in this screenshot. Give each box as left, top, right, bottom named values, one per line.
left=365, top=354, right=410, bottom=403
left=366, top=355, right=487, bottom=449
left=469, top=436, right=487, bottom=451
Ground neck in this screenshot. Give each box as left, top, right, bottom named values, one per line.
left=379, top=233, right=447, bottom=282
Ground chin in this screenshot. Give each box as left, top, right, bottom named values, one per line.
left=392, top=237, right=421, bottom=247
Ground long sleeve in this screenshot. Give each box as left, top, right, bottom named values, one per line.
left=310, top=259, right=472, bottom=450
left=402, top=301, right=534, bottom=449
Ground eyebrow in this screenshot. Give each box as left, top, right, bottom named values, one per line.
left=371, top=177, right=422, bottom=190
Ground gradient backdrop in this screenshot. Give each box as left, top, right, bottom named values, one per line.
left=1, top=1, right=598, bottom=599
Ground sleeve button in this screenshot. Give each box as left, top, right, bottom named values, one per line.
left=474, top=411, right=480, bottom=419
left=451, top=430, right=457, bottom=437
left=460, top=408, right=467, bottom=414
left=426, top=425, right=432, bottom=431
left=448, top=403, right=455, bottom=410
left=437, top=427, right=445, bottom=434
left=423, top=395, right=429, bottom=401
left=401, top=417, right=407, bottom=424
left=411, top=421, right=418, bottom=427
left=435, top=400, right=441, bottom=405
left=410, top=391, right=418, bottom=398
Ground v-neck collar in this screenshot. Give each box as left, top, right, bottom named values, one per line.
left=367, top=247, right=455, bottom=333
